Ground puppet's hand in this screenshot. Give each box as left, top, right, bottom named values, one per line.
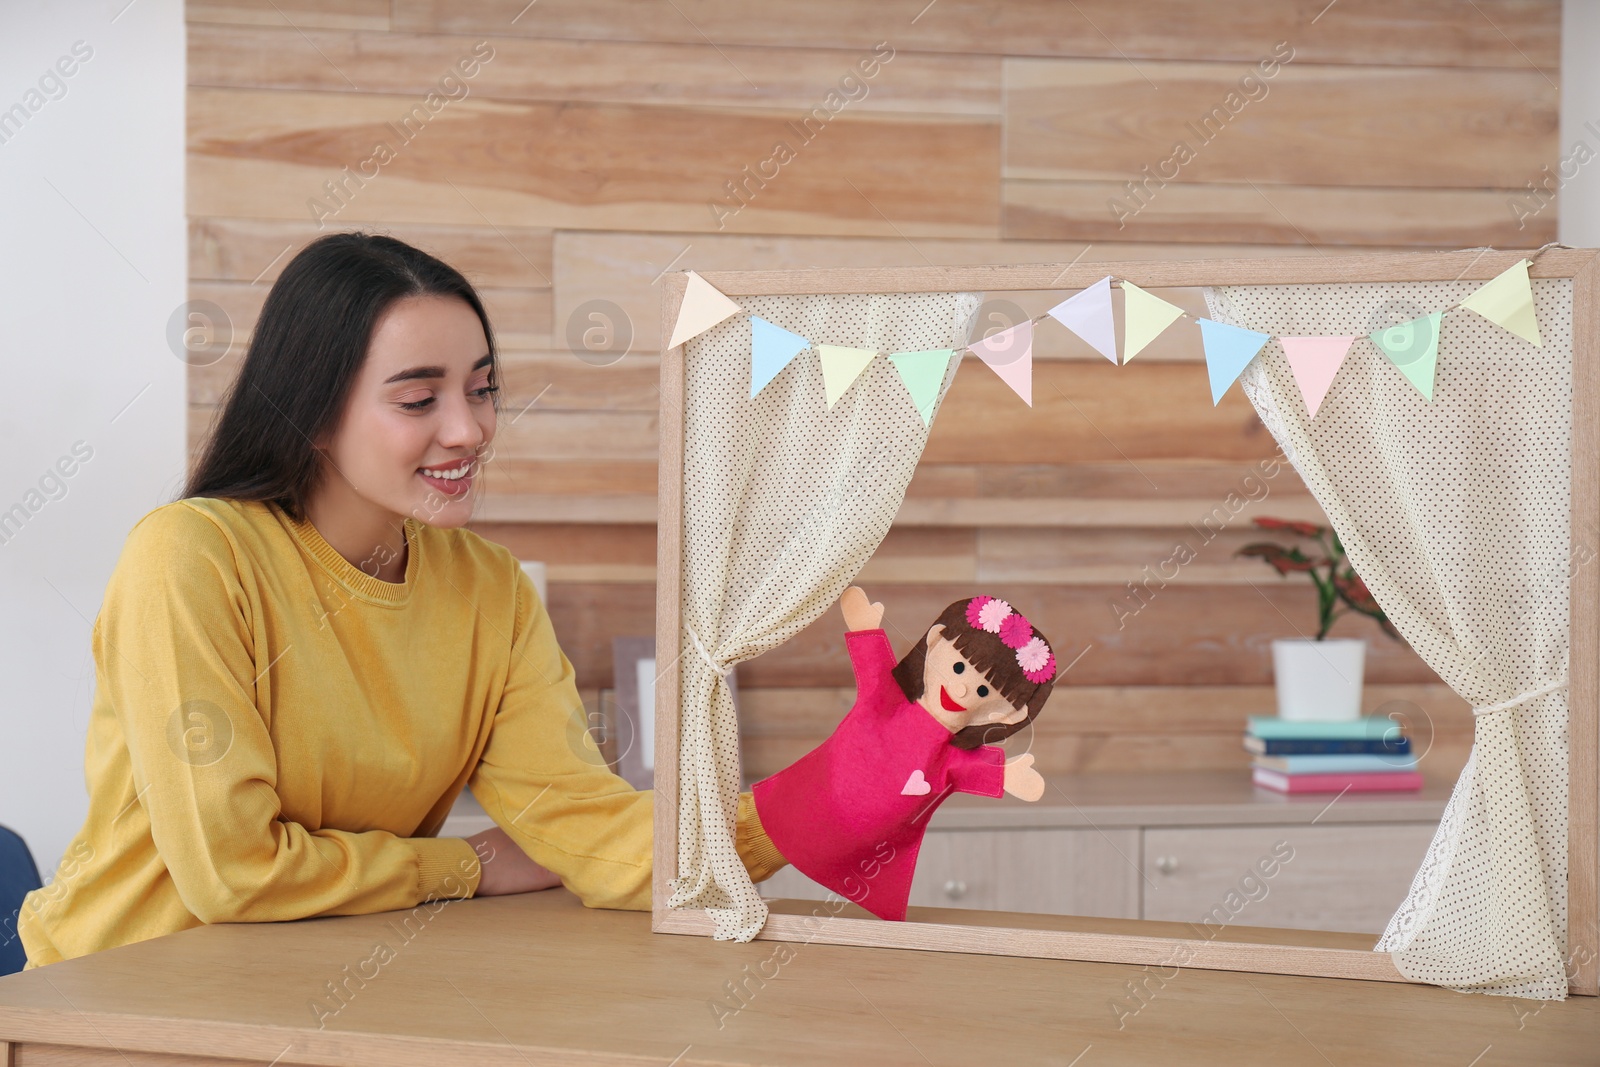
left=1003, top=753, right=1045, bottom=802
left=840, top=585, right=885, bottom=632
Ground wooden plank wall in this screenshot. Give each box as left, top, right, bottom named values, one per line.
left=186, top=0, right=1562, bottom=782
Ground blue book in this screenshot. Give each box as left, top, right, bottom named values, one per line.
left=1247, top=715, right=1404, bottom=741
left=1253, top=753, right=1419, bottom=774
left=1244, top=735, right=1411, bottom=755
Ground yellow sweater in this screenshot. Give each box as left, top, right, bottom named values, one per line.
left=18, top=497, right=784, bottom=968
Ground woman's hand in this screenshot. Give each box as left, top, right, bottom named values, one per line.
left=840, top=585, right=885, bottom=631
left=1002, top=753, right=1045, bottom=802
left=464, top=826, right=565, bottom=897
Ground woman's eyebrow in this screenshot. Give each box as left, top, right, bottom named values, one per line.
left=384, top=353, right=492, bottom=384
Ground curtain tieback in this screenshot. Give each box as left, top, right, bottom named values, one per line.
left=1472, top=677, right=1568, bottom=716
left=683, top=622, right=732, bottom=679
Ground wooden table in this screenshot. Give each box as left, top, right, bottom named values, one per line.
left=0, top=890, right=1592, bottom=1066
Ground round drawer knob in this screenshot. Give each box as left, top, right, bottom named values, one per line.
left=1155, top=855, right=1179, bottom=875
left=943, top=880, right=968, bottom=900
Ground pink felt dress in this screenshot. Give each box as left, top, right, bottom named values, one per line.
left=751, top=628, right=1006, bottom=921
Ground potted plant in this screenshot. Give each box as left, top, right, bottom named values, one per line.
left=1236, top=517, right=1406, bottom=721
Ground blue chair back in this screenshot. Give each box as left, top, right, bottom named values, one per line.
left=0, top=826, right=42, bottom=975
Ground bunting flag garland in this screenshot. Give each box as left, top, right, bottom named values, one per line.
left=1279, top=335, right=1356, bottom=418
left=1460, top=258, right=1541, bottom=347
left=817, top=345, right=878, bottom=408
left=1196, top=319, right=1272, bottom=406
left=1121, top=281, right=1186, bottom=363
left=668, top=270, right=743, bottom=349
left=1370, top=311, right=1443, bottom=400
left=968, top=320, right=1035, bottom=406
left=749, top=316, right=812, bottom=397
left=889, top=348, right=959, bottom=425
left=1046, top=275, right=1118, bottom=364
left=663, top=259, right=1546, bottom=427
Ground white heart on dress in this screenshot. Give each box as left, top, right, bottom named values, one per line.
left=901, top=769, right=931, bottom=796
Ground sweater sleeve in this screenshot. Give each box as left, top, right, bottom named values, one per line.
left=101, top=504, right=483, bottom=925
left=468, top=564, right=786, bottom=911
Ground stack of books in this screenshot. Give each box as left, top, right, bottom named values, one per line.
left=1245, top=715, right=1423, bottom=794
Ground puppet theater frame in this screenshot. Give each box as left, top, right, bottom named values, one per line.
left=651, top=250, right=1599, bottom=998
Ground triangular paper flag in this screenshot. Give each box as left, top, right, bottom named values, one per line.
left=667, top=270, right=742, bottom=349
left=1279, top=335, right=1356, bottom=418
left=1121, top=281, right=1185, bottom=362
left=817, top=345, right=878, bottom=408
left=888, top=348, right=958, bottom=425
left=1460, top=258, right=1541, bottom=347
left=749, top=316, right=812, bottom=397
left=1046, top=276, right=1117, bottom=364
left=968, top=320, right=1034, bottom=406
left=1196, top=319, right=1271, bottom=406
left=1370, top=311, right=1442, bottom=400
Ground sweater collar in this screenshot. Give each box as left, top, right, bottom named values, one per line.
left=278, top=504, right=420, bottom=604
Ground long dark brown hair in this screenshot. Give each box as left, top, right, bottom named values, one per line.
left=891, top=598, right=1057, bottom=750
left=182, top=232, right=501, bottom=521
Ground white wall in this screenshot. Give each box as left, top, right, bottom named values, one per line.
left=0, top=1, right=186, bottom=879
left=1562, top=0, right=1600, bottom=246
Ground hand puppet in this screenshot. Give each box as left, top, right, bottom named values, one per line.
left=751, top=586, right=1057, bottom=920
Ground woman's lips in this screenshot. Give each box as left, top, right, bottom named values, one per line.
left=939, top=685, right=966, bottom=712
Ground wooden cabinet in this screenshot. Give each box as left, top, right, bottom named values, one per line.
left=759, top=828, right=1142, bottom=918
left=1141, top=823, right=1438, bottom=934
left=752, top=771, right=1452, bottom=935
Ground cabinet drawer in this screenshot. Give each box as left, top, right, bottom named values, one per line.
left=1141, top=823, right=1438, bottom=934
left=760, top=828, right=1140, bottom=920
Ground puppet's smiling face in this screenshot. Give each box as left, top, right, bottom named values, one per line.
left=917, top=623, right=1029, bottom=733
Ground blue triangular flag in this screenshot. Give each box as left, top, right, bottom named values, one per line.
left=749, top=316, right=812, bottom=397
left=1197, top=318, right=1272, bottom=405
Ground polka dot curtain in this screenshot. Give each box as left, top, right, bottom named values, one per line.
left=1206, top=275, right=1573, bottom=1000
left=667, top=291, right=982, bottom=941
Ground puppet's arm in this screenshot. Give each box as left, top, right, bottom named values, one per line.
left=1003, top=753, right=1045, bottom=802
left=840, top=585, right=885, bottom=632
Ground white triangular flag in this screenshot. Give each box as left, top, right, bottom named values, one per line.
left=1046, top=276, right=1117, bottom=364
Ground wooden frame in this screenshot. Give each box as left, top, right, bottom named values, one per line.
left=652, top=250, right=1599, bottom=996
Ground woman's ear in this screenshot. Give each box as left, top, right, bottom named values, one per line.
left=926, top=622, right=944, bottom=647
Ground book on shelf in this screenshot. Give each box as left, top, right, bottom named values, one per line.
left=1252, top=753, right=1419, bottom=774
left=1246, top=715, right=1405, bottom=741
left=1251, top=766, right=1424, bottom=794
left=1243, top=735, right=1412, bottom=756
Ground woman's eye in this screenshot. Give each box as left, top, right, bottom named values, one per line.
left=400, top=384, right=499, bottom=412
left=953, top=661, right=965, bottom=674
left=977, top=685, right=990, bottom=697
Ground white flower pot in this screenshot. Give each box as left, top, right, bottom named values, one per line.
left=1272, top=638, right=1366, bottom=721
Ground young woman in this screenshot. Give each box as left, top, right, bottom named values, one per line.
left=17, top=233, right=785, bottom=968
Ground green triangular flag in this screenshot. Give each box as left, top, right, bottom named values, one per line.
left=888, top=348, right=957, bottom=425
left=817, top=345, right=878, bottom=409
left=1370, top=311, right=1442, bottom=400
left=1460, top=258, right=1541, bottom=347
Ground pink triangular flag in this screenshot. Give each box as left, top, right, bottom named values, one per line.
left=1278, top=335, right=1355, bottom=418
left=968, top=320, right=1034, bottom=406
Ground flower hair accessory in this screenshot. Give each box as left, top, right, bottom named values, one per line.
left=965, top=595, right=1056, bottom=684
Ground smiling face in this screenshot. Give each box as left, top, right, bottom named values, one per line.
left=311, top=293, right=498, bottom=532
left=917, top=622, right=1029, bottom=733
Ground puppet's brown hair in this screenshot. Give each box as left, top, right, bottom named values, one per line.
left=891, top=598, right=1056, bottom=750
